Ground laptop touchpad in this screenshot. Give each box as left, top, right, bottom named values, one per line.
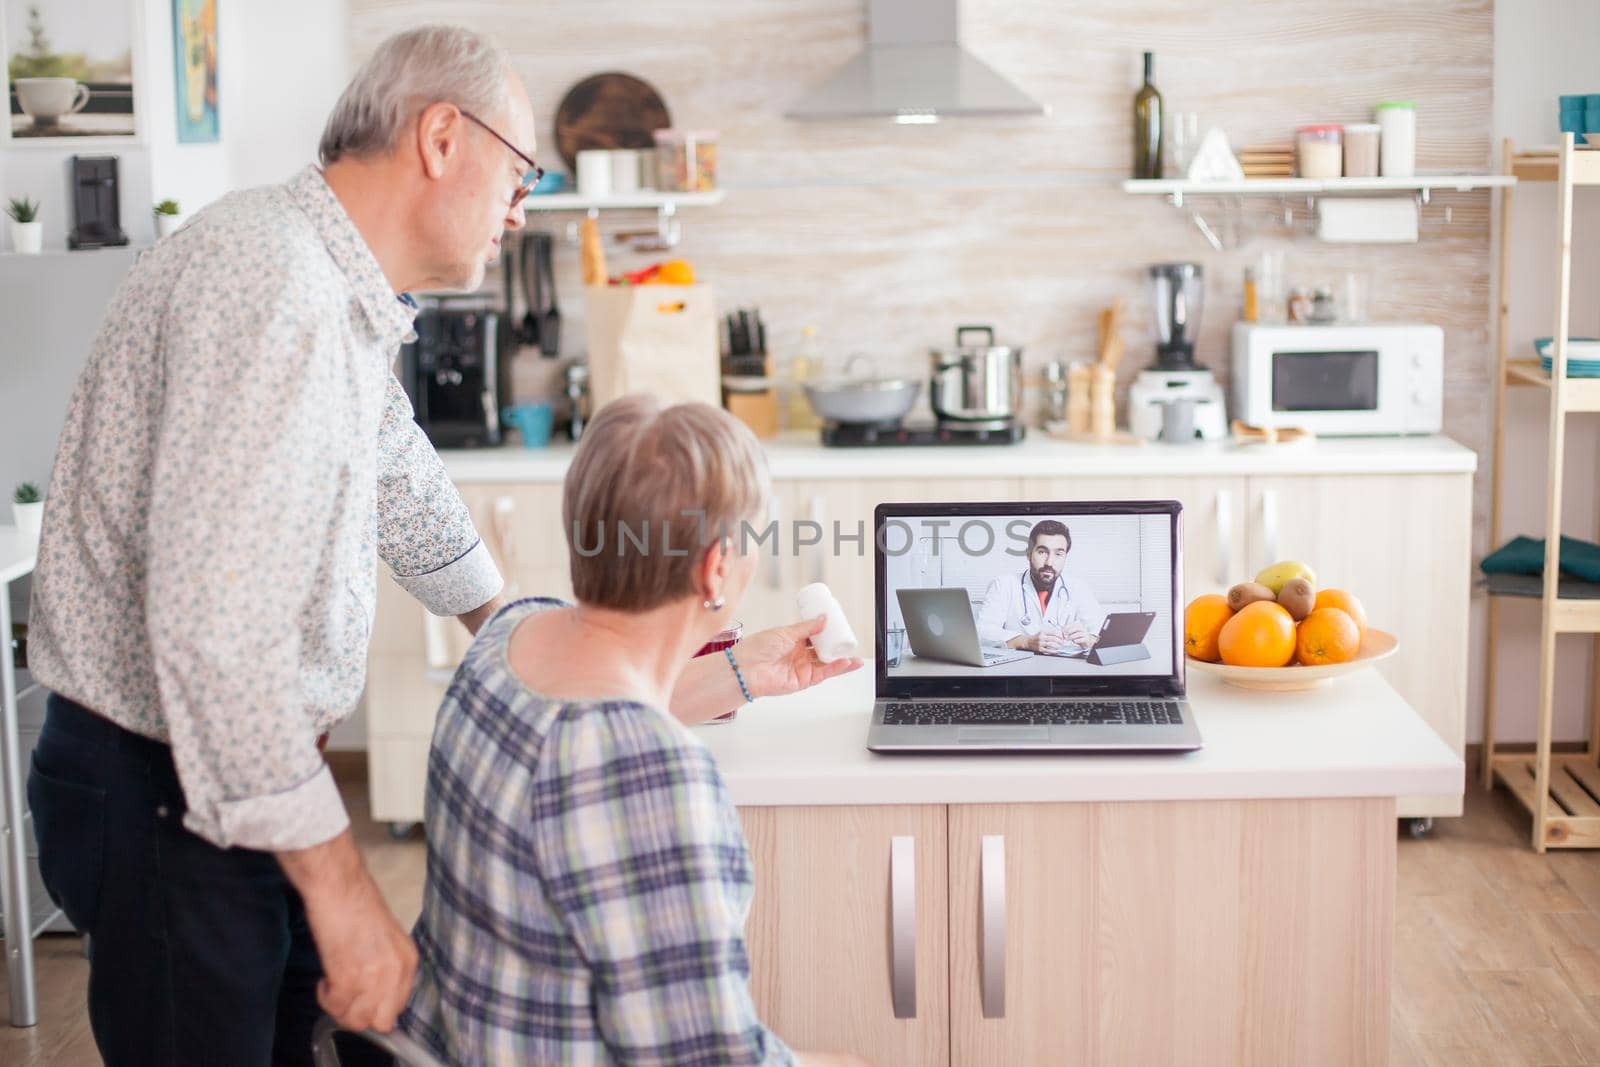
left=957, top=726, right=1050, bottom=744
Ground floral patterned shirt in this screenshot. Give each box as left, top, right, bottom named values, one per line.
left=28, top=166, right=503, bottom=851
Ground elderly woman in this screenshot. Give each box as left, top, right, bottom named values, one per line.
left=401, top=396, right=870, bottom=1066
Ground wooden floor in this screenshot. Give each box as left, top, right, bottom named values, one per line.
left=4, top=774, right=1600, bottom=1065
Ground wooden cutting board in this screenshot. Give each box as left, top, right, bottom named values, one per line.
left=554, top=72, right=671, bottom=173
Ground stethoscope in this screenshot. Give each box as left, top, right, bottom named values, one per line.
left=1017, top=570, right=1070, bottom=628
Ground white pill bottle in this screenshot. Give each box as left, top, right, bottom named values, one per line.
left=796, top=582, right=859, bottom=663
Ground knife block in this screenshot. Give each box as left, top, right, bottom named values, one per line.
left=724, top=355, right=779, bottom=439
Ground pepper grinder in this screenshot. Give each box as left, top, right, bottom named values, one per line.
left=564, top=362, right=590, bottom=441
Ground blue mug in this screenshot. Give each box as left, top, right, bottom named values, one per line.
left=502, top=403, right=554, bottom=448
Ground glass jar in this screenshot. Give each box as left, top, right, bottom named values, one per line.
left=696, top=620, right=744, bottom=723
left=653, top=128, right=720, bottom=192
left=1342, top=123, right=1381, bottom=178
left=1296, top=124, right=1343, bottom=179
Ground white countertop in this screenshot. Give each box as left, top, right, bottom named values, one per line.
left=0, top=526, right=37, bottom=585
left=441, top=432, right=1478, bottom=483
left=693, top=663, right=1463, bottom=807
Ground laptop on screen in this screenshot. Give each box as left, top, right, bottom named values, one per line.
left=867, top=500, right=1202, bottom=753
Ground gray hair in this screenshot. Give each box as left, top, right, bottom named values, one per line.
left=318, top=25, right=509, bottom=165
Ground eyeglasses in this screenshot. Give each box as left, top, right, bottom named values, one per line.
left=461, top=110, right=544, bottom=208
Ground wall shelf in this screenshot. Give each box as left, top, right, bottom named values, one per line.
left=521, top=190, right=724, bottom=212
left=520, top=190, right=724, bottom=249
left=1122, top=174, right=1514, bottom=200
left=1122, top=173, right=1515, bottom=250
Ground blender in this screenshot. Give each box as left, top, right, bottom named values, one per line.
left=1128, top=263, right=1228, bottom=441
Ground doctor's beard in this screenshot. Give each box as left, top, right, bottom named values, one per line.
left=1031, top=564, right=1057, bottom=590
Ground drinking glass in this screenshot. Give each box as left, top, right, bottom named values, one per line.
left=696, top=620, right=745, bottom=723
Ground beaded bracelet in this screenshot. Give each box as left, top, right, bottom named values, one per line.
left=724, top=647, right=754, bottom=704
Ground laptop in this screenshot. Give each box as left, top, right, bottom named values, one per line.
left=896, top=588, right=1033, bottom=668
left=1037, top=611, right=1156, bottom=665
left=868, top=500, right=1202, bottom=753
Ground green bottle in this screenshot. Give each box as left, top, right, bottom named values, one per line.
left=1133, top=51, right=1163, bottom=180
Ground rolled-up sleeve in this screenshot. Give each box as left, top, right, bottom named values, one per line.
left=144, top=254, right=350, bottom=851
left=375, top=376, right=502, bottom=616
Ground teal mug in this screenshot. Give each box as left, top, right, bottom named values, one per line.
left=501, top=403, right=554, bottom=448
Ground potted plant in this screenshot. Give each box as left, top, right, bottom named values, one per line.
left=154, top=198, right=183, bottom=239
left=6, top=197, right=42, bottom=254
left=12, top=483, right=43, bottom=546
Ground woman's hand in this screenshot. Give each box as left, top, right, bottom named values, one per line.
left=738, top=615, right=862, bottom=700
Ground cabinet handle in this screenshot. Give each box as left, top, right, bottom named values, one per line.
left=1213, top=489, right=1232, bottom=588
left=890, top=835, right=917, bottom=1019
left=809, top=494, right=826, bottom=585
left=980, top=834, right=1007, bottom=1019
left=766, top=495, right=783, bottom=590
left=1260, top=487, right=1279, bottom=567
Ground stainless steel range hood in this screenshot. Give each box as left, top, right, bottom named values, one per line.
left=787, top=0, right=1045, bottom=123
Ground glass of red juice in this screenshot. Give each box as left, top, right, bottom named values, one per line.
left=695, top=620, right=744, bottom=723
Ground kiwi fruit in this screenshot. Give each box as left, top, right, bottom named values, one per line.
left=1227, top=581, right=1277, bottom=613
left=1277, top=577, right=1315, bottom=621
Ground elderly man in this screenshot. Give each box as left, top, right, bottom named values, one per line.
left=25, top=25, right=526, bottom=1065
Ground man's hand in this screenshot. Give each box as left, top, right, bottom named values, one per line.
left=738, top=615, right=862, bottom=699
left=277, top=832, right=417, bottom=1033
left=1062, top=623, right=1094, bottom=648
left=1033, top=629, right=1072, bottom=655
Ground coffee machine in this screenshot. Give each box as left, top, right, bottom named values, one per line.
left=399, top=305, right=513, bottom=448
left=1128, top=263, right=1228, bottom=442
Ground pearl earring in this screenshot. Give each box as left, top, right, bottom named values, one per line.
left=703, top=596, right=726, bottom=611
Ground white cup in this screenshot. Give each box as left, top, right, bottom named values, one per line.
left=15, top=78, right=91, bottom=126
left=576, top=150, right=612, bottom=199
left=609, top=149, right=640, bottom=194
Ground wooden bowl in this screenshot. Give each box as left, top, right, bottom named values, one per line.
left=1186, top=629, right=1398, bottom=691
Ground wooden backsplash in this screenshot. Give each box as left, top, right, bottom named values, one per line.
left=350, top=0, right=1494, bottom=543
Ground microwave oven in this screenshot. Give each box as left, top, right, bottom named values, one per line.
left=1230, top=323, right=1443, bottom=436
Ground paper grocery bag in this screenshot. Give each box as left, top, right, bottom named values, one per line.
left=584, top=284, right=721, bottom=410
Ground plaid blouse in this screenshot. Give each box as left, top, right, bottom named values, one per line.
left=402, top=598, right=795, bottom=1066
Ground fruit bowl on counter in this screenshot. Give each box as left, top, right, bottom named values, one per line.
left=1186, top=629, right=1399, bottom=692
left=1183, top=561, right=1392, bottom=691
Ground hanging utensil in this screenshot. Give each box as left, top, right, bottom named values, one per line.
left=535, top=232, right=561, bottom=357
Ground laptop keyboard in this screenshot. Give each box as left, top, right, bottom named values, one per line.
left=882, top=700, right=1184, bottom=727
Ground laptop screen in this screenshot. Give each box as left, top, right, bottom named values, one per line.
left=875, top=501, right=1184, bottom=699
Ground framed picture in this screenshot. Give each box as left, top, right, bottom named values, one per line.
left=171, top=0, right=215, bottom=143
left=4, top=0, right=141, bottom=143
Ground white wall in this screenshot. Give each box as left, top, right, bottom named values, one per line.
left=222, top=0, right=348, bottom=189
left=1478, top=0, right=1600, bottom=744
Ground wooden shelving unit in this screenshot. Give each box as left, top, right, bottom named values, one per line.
left=1482, top=135, right=1600, bottom=851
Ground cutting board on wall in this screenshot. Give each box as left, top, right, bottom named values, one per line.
left=554, top=72, right=671, bottom=173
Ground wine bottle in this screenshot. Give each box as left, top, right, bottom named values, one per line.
left=1133, top=51, right=1163, bottom=180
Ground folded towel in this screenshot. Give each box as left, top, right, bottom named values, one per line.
left=1480, top=535, right=1600, bottom=583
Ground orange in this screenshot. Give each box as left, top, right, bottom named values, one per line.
left=1184, top=594, right=1233, bottom=662
left=1217, top=601, right=1297, bottom=668
left=655, top=259, right=696, bottom=285
left=1296, top=607, right=1361, bottom=666
left=1313, top=588, right=1368, bottom=635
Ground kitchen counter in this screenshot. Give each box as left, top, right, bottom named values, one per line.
left=440, top=431, right=1478, bottom=483
left=695, top=662, right=1462, bottom=807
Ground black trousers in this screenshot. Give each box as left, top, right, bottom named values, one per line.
left=27, top=693, right=390, bottom=1067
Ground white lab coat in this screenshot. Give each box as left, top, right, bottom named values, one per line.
left=974, top=568, right=1107, bottom=648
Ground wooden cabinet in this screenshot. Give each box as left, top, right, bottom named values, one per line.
left=1021, top=475, right=1249, bottom=603
left=740, top=805, right=950, bottom=1067
left=743, top=797, right=1394, bottom=1067
left=1246, top=475, right=1471, bottom=817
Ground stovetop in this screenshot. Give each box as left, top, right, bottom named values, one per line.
left=820, top=420, right=1025, bottom=447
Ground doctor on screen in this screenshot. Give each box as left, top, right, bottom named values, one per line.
left=975, top=519, right=1107, bottom=654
